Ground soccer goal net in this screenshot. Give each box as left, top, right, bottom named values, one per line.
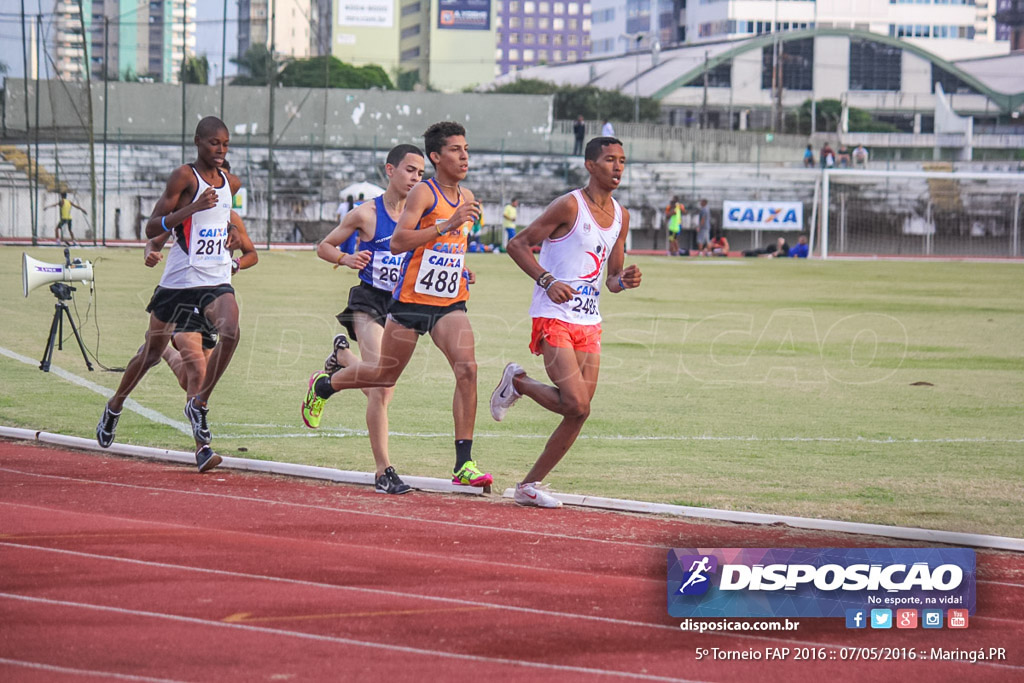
left=820, top=170, right=1024, bottom=258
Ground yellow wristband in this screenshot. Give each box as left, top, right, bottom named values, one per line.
left=333, top=253, right=345, bottom=270
left=436, top=223, right=444, bottom=236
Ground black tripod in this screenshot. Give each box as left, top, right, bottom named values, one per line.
left=40, top=283, right=93, bottom=372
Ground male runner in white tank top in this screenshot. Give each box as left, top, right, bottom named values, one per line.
left=490, top=136, right=643, bottom=508
left=96, top=116, right=243, bottom=473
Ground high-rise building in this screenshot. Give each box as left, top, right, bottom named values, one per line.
left=495, top=1, right=593, bottom=76
left=995, top=0, right=1024, bottom=47
left=332, top=0, right=497, bottom=91
left=54, top=0, right=197, bottom=84
left=239, top=0, right=313, bottom=60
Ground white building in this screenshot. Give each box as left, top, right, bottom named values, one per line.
left=53, top=0, right=197, bottom=84
left=238, top=0, right=313, bottom=60
left=590, top=0, right=1009, bottom=61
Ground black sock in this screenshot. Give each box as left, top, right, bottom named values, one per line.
left=314, top=375, right=336, bottom=400
left=454, top=439, right=473, bottom=472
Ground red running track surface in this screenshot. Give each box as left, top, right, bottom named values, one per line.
left=1, top=440, right=1022, bottom=682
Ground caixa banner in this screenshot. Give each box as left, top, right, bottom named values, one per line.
left=667, top=548, right=975, bottom=618
left=723, top=200, right=803, bottom=230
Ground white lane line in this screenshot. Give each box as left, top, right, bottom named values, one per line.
left=0, top=468, right=668, bottom=549
left=0, top=592, right=700, bottom=683
left=0, top=657, right=186, bottom=683
left=4, top=463, right=1022, bottom=554
left=2, top=545, right=1019, bottom=672
left=0, top=500, right=664, bottom=585
left=0, top=347, right=190, bottom=435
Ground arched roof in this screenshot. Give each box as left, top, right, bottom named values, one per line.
left=489, top=28, right=1024, bottom=112
left=650, top=28, right=1022, bottom=111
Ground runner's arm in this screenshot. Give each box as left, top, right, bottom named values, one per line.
left=316, top=202, right=372, bottom=270
left=605, top=208, right=641, bottom=293
left=507, top=195, right=579, bottom=304
left=144, top=166, right=216, bottom=239
left=228, top=211, right=258, bottom=271
left=144, top=231, right=173, bottom=267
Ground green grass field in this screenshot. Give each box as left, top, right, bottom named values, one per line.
left=2, top=246, right=1022, bottom=537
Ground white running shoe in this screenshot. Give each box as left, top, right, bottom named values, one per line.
left=514, top=481, right=562, bottom=509
left=490, top=362, right=523, bottom=422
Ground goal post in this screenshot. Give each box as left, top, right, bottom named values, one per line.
left=820, top=170, right=1024, bottom=259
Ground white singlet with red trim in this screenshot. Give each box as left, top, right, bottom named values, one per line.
left=159, top=166, right=233, bottom=289
left=528, top=189, right=621, bottom=326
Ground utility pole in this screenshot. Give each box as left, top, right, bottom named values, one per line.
left=77, top=0, right=98, bottom=246
left=775, top=41, right=785, bottom=133
left=770, top=0, right=779, bottom=133
left=21, top=0, right=36, bottom=244
left=220, top=0, right=228, bottom=117
left=34, top=14, right=42, bottom=244
left=102, top=15, right=109, bottom=244
left=180, top=10, right=188, bottom=163
left=701, top=50, right=709, bottom=129
left=267, top=0, right=277, bottom=247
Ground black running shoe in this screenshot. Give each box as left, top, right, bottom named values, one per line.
left=375, top=466, right=412, bottom=495
left=96, top=403, right=121, bottom=448
left=184, top=397, right=212, bottom=444
left=323, top=333, right=351, bottom=375
left=195, top=445, right=222, bottom=473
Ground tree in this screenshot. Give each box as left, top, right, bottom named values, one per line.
left=231, top=44, right=276, bottom=86
left=489, top=79, right=660, bottom=123
left=278, top=56, right=393, bottom=89
left=797, top=99, right=900, bottom=135
left=180, top=55, right=209, bottom=85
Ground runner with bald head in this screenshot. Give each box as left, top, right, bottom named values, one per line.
left=96, top=116, right=243, bottom=473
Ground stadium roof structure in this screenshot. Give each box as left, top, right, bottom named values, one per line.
left=487, top=28, right=1024, bottom=113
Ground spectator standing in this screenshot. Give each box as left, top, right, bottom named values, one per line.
left=573, top=115, right=586, bottom=156
left=665, top=196, right=685, bottom=255
left=601, top=119, right=615, bottom=137
left=503, top=198, right=519, bottom=248
left=696, top=199, right=712, bottom=254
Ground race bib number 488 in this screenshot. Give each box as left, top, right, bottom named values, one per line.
left=415, top=248, right=463, bottom=298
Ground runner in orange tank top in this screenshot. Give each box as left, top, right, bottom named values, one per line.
left=302, top=121, right=494, bottom=489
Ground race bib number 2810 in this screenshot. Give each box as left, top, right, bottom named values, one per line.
left=414, top=248, right=463, bottom=298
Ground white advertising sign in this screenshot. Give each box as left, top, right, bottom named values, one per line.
left=338, top=1, right=394, bottom=27
left=723, top=200, right=803, bottom=230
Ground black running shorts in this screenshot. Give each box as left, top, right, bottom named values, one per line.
left=387, top=300, right=467, bottom=336
left=336, top=281, right=393, bottom=342
left=146, top=284, right=234, bottom=336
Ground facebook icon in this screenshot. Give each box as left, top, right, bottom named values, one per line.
left=845, top=609, right=867, bottom=629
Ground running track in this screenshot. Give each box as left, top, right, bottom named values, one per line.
left=1, top=440, right=1021, bottom=682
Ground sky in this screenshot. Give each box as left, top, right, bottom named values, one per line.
left=0, top=1, right=239, bottom=84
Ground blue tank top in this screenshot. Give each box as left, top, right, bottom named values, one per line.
left=357, top=195, right=406, bottom=292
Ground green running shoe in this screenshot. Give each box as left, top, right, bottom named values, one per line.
left=302, top=371, right=329, bottom=429
left=452, top=460, right=493, bottom=487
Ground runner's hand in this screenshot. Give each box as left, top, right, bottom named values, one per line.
left=144, top=252, right=163, bottom=268
left=546, top=280, right=579, bottom=305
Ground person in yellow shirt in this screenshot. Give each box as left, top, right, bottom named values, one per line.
left=502, top=198, right=519, bottom=248
left=48, top=192, right=85, bottom=245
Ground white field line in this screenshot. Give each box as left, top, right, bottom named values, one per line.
left=0, top=346, right=190, bottom=435
left=4, top=346, right=1021, bottom=446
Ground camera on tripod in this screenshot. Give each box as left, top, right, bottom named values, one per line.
left=22, top=248, right=95, bottom=372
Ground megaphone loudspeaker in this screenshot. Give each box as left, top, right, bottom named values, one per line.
left=23, top=252, right=94, bottom=297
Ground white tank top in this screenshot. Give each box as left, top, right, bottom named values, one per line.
left=529, top=189, right=622, bottom=326
left=159, top=166, right=233, bottom=289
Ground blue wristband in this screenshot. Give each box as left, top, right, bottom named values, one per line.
left=617, top=276, right=625, bottom=291
left=161, top=216, right=170, bottom=232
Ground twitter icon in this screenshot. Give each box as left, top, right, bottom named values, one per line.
left=870, top=609, right=893, bottom=629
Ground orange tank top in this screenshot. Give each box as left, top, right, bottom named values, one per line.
left=394, top=178, right=471, bottom=306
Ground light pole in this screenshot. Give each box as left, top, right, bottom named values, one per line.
left=620, top=33, right=645, bottom=123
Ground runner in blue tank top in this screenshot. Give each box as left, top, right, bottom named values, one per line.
left=310, top=144, right=426, bottom=494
